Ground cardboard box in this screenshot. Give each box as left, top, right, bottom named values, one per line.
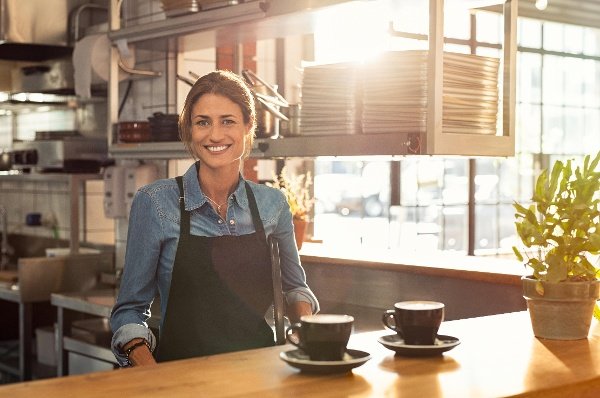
left=36, top=325, right=57, bottom=366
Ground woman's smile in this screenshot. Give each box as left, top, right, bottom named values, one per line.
left=205, top=144, right=231, bottom=153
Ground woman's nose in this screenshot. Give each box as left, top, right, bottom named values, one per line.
left=208, top=124, right=225, bottom=140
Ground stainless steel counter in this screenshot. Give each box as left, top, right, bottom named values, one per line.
left=51, top=289, right=116, bottom=318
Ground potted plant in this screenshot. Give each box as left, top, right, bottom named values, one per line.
left=268, top=167, right=314, bottom=250
left=512, top=151, right=600, bottom=340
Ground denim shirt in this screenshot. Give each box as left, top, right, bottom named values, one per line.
left=110, top=163, right=319, bottom=366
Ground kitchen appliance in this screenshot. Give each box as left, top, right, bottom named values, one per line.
left=13, top=59, right=75, bottom=94
left=11, top=135, right=108, bottom=173
left=0, top=0, right=74, bottom=61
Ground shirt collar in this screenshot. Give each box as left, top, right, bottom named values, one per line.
left=181, top=162, right=249, bottom=211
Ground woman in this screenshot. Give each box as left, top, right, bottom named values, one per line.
left=110, top=70, right=319, bottom=366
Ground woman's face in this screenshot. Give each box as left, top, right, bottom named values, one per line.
left=190, top=93, right=251, bottom=171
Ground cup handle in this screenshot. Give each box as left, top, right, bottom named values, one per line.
left=285, top=323, right=302, bottom=349
left=382, top=310, right=399, bottom=333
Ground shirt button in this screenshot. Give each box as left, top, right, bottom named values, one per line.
left=229, top=219, right=235, bottom=225
left=218, top=219, right=223, bottom=224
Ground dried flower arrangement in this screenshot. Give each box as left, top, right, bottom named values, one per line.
left=267, top=167, right=314, bottom=221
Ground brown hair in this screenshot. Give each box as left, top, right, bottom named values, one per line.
left=179, top=70, right=256, bottom=158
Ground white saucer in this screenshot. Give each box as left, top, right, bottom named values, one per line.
left=378, top=334, right=460, bottom=357
left=280, top=348, right=371, bottom=374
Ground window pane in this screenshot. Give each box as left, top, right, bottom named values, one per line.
left=441, top=205, right=467, bottom=252
left=518, top=18, right=542, bottom=48
left=391, top=4, right=428, bottom=35
left=498, top=204, right=517, bottom=251
left=442, top=159, right=468, bottom=205
left=392, top=206, right=441, bottom=252
left=517, top=52, right=542, bottom=103
left=542, top=105, right=565, bottom=154
left=475, top=204, right=498, bottom=250
left=476, top=11, right=502, bottom=44
left=564, top=24, right=583, bottom=54
left=543, top=22, right=564, bottom=52
left=542, top=55, right=564, bottom=105
left=313, top=2, right=389, bottom=63
left=564, top=107, right=584, bottom=155
left=444, top=7, right=470, bottom=40
left=474, top=158, right=499, bottom=204
left=475, top=47, right=501, bottom=58
left=416, top=159, right=444, bottom=205
left=314, top=159, right=389, bottom=218
left=401, top=159, right=445, bottom=206
left=564, top=57, right=583, bottom=106
left=400, top=159, right=419, bottom=206
left=517, top=103, right=541, bottom=153
left=583, top=59, right=600, bottom=107
left=497, top=157, right=519, bottom=202
left=583, top=27, right=600, bottom=56
left=516, top=153, right=535, bottom=203
left=584, top=109, right=600, bottom=153
left=443, top=44, right=470, bottom=54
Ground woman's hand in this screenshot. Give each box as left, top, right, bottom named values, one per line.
left=123, top=338, right=157, bottom=367
left=286, top=301, right=313, bottom=324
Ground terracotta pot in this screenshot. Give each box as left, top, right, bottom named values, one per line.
left=522, top=276, right=600, bottom=340
left=293, top=219, right=308, bottom=250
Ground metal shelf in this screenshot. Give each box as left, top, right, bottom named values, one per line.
left=107, top=0, right=517, bottom=159
left=109, top=141, right=188, bottom=159
left=252, top=133, right=425, bottom=158
left=109, top=1, right=361, bottom=47
left=63, top=337, right=118, bottom=365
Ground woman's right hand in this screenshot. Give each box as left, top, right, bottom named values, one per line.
left=123, top=339, right=157, bottom=366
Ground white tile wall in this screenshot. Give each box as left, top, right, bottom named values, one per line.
left=15, top=110, right=77, bottom=141
left=0, top=177, right=114, bottom=245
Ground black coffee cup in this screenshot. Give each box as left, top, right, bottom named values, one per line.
left=286, top=314, right=354, bottom=361
left=382, top=301, right=444, bottom=345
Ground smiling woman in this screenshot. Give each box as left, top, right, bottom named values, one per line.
left=110, top=70, right=319, bottom=367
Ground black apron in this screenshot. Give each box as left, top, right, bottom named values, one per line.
left=155, top=176, right=275, bottom=362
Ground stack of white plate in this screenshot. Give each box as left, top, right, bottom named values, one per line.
left=362, top=51, right=500, bottom=135
left=300, top=63, right=359, bottom=135
left=160, top=0, right=199, bottom=17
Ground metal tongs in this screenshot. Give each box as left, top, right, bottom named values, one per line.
left=242, top=69, right=289, bottom=121
left=177, top=71, right=197, bottom=86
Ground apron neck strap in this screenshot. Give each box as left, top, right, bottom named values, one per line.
left=175, top=176, right=190, bottom=236
left=244, top=182, right=264, bottom=234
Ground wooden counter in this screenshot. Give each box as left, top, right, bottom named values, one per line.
left=299, top=242, right=524, bottom=285
left=2, top=311, right=599, bottom=397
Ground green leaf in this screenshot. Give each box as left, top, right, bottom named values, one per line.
left=535, top=281, right=545, bottom=296
left=535, top=169, right=548, bottom=201
left=525, top=207, right=538, bottom=225
left=594, top=303, right=600, bottom=321
left=513, top=202, right=529, bottom=216
left=512, top=246, right=524, bottom=262
left=548, top=160, right=562, bottom=198
left=588, top=152, right=600, bottom=175
left=546, top=254, right=567, bottom=282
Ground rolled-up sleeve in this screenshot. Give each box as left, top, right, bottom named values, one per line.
left=110, top=190, right=162, bottom=365
left=272, top=193, right=320, bottom=314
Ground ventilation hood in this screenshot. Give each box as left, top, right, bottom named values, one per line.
left=0, top=0, right=76, bottom=61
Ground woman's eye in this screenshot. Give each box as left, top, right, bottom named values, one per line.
left=222, top=119, right=235, bottom=125
left=196, top=120, right=210, bottom=127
